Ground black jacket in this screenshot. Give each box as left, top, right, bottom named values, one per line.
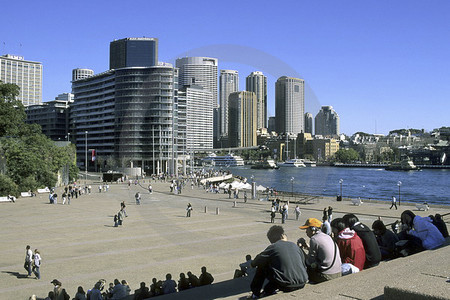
left=352, top=222, right=381, bottom=268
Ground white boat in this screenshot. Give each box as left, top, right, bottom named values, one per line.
left=201, top=153, right=245, bottom=167
left=279, top=159, right=306, bottom=168
left=303, top=159, right=317, bottom=167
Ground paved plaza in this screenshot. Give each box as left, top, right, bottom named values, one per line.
left=0, top=179, right=448, bottom=299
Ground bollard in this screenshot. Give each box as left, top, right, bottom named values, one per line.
left=233, top=201, right=237, bottom=207
left=205, top=206, right=207, bottom=213
left=216, top=207, right=219, bottom=215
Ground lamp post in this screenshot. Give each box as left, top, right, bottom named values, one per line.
left=85, top=131, right=88, bottom=182
left=290, top=177, right=294, bottom=197
left=251, top=175, right=255, bottom=199
left=67, top=132, right=70, bottom=142
left=339, top=179, right=343, bottom=201
left=397, top=181, right=402, bottom=206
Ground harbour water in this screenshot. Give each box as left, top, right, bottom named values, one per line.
left=227, top=166, right=450, bottom=205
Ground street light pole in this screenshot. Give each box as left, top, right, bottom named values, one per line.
left=290, top=177, right=294, bottom=197
left=85, top=131, right=88, bottom=182
left=398, top=181, right=402, bottom=206
left=251, top=175, right=255, bottom=199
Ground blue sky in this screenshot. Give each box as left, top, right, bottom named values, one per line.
left=1, top=0, right=449, bottom=135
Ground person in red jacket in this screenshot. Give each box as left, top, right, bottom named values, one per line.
left=331, top=218, right=366, bottom=271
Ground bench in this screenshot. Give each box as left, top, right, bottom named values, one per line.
left=0, top=196, right=14, bottom=202
left=415, top=203, right=429, bottom=211
left=37, top=187, right=51, bottom=193
left=351, top=198, right=363, bottom=206
left=21, top=192, right=33, bottom=197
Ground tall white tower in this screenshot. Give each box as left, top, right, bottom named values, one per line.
left=219, top=70, right=239, bottom=137
left=275, top=76, right=305, bottom=135
left=175, top=57, right=218, bottom=106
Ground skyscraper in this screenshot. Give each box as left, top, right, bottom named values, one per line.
left=304, top=112, right=313, bottom=134
left=71, top=38, right=180, bottom=175
left=0, top=54, right=42, bottom=106
left=275, top=76, right=305, bottom=135
left=175, top=57, right=218, bottom=106
left=228, top=91, right=257, bottom=148
left=246, top=71, right=267, bottom=129
left=110, top=37, right=158, bottom=69
left=315, top=106, right=340, bottom=136
left=179, top=85, right=213, bottom=150
left=219, top=70, right=239, bottom=137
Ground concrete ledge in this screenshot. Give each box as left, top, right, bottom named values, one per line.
left=384, top=286, right=449, bottom=300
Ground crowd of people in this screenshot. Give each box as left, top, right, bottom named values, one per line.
left=31, top=266, right=214, bottom=300
left=244, top=208, right=448, bottom=298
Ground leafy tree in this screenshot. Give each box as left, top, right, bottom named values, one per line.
left=0, top=81, right=78, bottom=193
left=334, top=149, right=361, bottom=163
left=0, top=82, right=26, bottom=137
left=0, top=174, right=18, bottom=196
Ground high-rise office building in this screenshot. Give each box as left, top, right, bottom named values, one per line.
left=71, top=38, right=181, bottom=174
left=304, top=112, right=313, bottom=134
left=71, top=64, right=180, bottom=174
left=0, top=54, right=42, bottom=106
left=219, top=70, right=239, bottom=137
left=246, top=71, right=267, bottom=129
left=26, top=93, right=73, bottom=141
left=228, top=91, right=257, bottom=148
left=110, top=37, right=158, bottom=69
left=178, top=85, right=213, bottom=150
left=315, top=106, right=340, bottom=136
left=72, top=68, right=94, bottom=81
left=175, top=56, right=218, bottom=106
left=275, top=76, right=305, bottom=135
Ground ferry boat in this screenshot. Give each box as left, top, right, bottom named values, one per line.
left=385, top=159, right=420, bottom=171
left=201, top=153, right=245, bottom=167
left=251, top=159, right=279, bottom=169
left=279, top=158, right=306, bottom=168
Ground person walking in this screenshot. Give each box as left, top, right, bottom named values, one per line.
left=389, top=196, right=397, bottom=210
left=120, top=201, right=128, bottom=217
left=32, top=249, right=41, bottom=279
left=270, top=205, right=276, bottom=223
left=295, top=205, right=301, bottom=221
left=24, top=245, right=33, bottom=276
left=135, top=192, right=141, bottom=205
left=186, top=203, right=193, bottom=217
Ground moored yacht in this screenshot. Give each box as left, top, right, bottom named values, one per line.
left=279, top=158, right=306, bottom=168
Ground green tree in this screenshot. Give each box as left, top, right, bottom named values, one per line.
left=0, top=82, right=26, bottom=137
left=0, top=81, right=78, bottom=193
left=334, top=149, right=361, bottom=163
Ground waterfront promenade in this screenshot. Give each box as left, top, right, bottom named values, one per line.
left=0, top=179, right=448, bottom=299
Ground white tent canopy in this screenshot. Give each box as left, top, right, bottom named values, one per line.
left=256, top=185, right=267, bottom=192
left=241, top=183, right=252, bottom=190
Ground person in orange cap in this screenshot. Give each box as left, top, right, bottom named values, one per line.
left=297, top=218, right=342, bottom=283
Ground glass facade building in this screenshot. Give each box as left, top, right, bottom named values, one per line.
left=71, top=65, right=181, bottom=174
left=110, top=38, right=158, bottom=69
